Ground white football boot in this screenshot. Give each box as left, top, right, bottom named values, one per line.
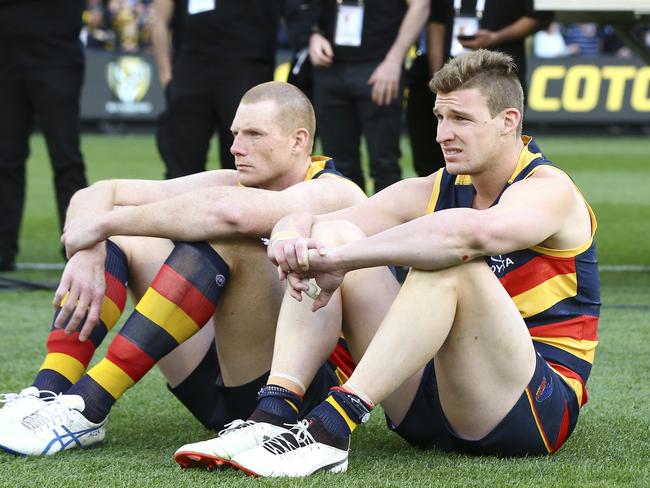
left=0, top=387, right=53, bottom=430
left=230, top=419, right=349, bottom=477
left=0, top=394, right=106, bottom=456
left=174, top=419, right=291, bottom=470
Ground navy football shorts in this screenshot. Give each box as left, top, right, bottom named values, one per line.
left=389, top=352, right=581, bottom=456
left=168, top=342, right=341, bottom=431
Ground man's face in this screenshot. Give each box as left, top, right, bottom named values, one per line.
left=434, top=88, right=502, bottom=175
left=230, top=100, right=295, bottom=190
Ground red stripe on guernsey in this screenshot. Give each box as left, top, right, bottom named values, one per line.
left=530, top=315, right=599, bottom=341
left=150, top=264, right=216, bottom=326
left=548, top=361, right=588, bottom=406
left=47, top=329, right=96, bottom=366
left=499, top=255, right=576, bottom=297
left=104, top=271, right=127, bottom=311
left=105, top=334, right=156, bottom=382
left=328, top=343, right=356, bottom=378
left=553, top=401, right=571, bottom=452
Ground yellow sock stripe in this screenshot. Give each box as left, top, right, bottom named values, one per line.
left=39, top=353, right=85, bottom=384
left=326, top=396, right=358, bottom=433
left=135, top=288, right=200, bottom=343
left=524, top=387, right=552, bottom=453
left=284, top=399, right=299, bottom=414
left=87, top=358, right=135, bottom=400
left=99, top=296, right=122, bottom=332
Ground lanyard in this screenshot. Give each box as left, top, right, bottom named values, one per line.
left=453, top=0, right=485, bottom=18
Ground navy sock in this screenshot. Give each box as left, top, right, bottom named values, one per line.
left=308, top=387, right=373, bottom=440
left=249, top=384, right=303, bottom=426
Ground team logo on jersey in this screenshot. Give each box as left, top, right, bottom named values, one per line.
left=535, top=375, right=553, bottom=402
left=489, top=255, right=514, bottom=275
left=105, top=56, right=154, bottom=115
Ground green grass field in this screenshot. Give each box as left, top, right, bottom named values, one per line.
left=1, top=134, right=649, bottom=487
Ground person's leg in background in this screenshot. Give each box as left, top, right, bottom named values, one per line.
left=30, top=65, right=88, bottom=235
left=355, top=62, right=403, bottom=194
left=156, top=72, right=218, bottom=178
left=313, top=65, right=366, bottom=192
left=212, top=60, right=274, bottom=171
left=406, top=54, right=444, bottom=177
left=0, top=63, right=32, bottom=270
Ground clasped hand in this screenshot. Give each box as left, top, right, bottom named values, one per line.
left=268, top=236, right=346, bottom=311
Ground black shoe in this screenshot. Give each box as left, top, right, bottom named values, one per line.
left=0, top=255, right=16, bottom=272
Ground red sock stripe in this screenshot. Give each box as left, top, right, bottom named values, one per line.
left=105, top=334, right=156, bottom=382
left=104, top=271, right=127, bottom=311
left=150, top=264, right=216, bottom=326
left=47, top=329, right=96, bottom=367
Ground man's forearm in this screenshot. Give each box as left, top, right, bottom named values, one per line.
left=100, top=188, right=241, bottom=242
left=384, top=0, right=430, bottom=64
left=492, top=16, right=543, bottom=46
left=65, top=181, right=117, bottom=225
left=331, top=208, right=483, bottom=272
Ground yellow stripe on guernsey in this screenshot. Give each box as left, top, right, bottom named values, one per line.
left=87, top=359, right=135, bottom=399
left=533, top=336, right=597, bottom=364
left=99, top=296, right=122, bottom=332
left=305, top=156, right=330, bottom=180
left=512, top=272, right=578, bottom=318
left=39, top=353, right=85, bottom=384
left=135, top=288, right=200, bottom=343
left=326, top=396, right=357, bottom=432
left=524, top=387, right=552, bottom=453
left=425, top=170, right=444, bottom=214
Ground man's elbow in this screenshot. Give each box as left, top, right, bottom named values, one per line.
left=207, top=203, right=250, bottom=236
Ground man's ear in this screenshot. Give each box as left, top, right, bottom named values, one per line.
left=501, top=108, right=521, bottom=136
left=292, top=127, right=310, bottom=153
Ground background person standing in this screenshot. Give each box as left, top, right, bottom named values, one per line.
left=0, top=0, right=88, bottom=271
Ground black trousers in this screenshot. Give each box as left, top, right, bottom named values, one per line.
left=0, top=63, right=87, bottom=260
left=406, top=54, right=445, bottom=177
left=312, top=61, right=404, bottom=194
left=156, top=60, right=274, bottom=178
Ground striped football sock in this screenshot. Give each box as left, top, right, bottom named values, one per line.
left=308, top=387, right=373, bottom=440
left=67, top=242, right=229, bottom=423
left=32, top=240, right=128, bottom=396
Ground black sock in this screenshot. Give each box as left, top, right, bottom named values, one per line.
left=248, top=384, right=303, bottom=426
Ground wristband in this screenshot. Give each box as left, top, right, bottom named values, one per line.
left=268, top=230, right=301, bottom=251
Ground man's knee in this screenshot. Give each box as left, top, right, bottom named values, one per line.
left=312, top=220, right=366, bottom=247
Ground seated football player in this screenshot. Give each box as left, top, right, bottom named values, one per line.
left=197, top=50, right=600, bottom=477
left=0, top=81, right=366, bottom=456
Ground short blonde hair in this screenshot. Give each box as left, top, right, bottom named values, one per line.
left=429, top=50, right=524, bottom=133
left=241, top=81, right=316, bottom=152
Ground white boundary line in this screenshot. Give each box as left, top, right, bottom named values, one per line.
left=14, top=263, right=650, bottom=272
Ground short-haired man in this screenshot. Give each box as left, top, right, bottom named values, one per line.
left=0, top=82, right=366, bottom=456
left=222, top=50, right=600, bottom=476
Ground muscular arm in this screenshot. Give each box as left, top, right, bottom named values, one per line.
left=150, top=0, right=174, bottom=88
left=327, top=171, right=586, bottom=272
left=63, top=175, right=366, bottom=253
